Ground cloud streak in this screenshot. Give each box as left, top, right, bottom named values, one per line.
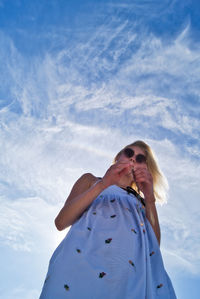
left=0, top=2, right=200, bottom=297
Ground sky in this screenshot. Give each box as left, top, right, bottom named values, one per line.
left=0, top=0, right=200, bottom=298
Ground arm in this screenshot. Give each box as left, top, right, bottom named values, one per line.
left=145, top=195, right=161, bottom=245
left=55, top=173, right=106, bottom=230
left=55, top=161, right=132, bottom=231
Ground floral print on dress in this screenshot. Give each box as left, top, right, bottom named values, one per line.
left=105, top=238, right=112, bottom=243
left=64, top=284, right=70, bottom=291
left=128, top=260, right=136, bottom=270
left=99, top=272, right=106, bottom=278
left=157, top=283, right=163, bottom=288
left=110, top=214, right=116, bottom=218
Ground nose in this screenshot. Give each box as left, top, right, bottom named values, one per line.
left=130, top=156, right=135, bottom=162
left=129, top=157, right=135, bottom=165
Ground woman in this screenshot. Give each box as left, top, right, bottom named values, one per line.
left=40, top=140, right=177, bottom=298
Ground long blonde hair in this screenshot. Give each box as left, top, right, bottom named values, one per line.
left=114, top=140, right=168, bottom=204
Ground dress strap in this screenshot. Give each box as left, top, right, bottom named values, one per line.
left=121, top=186, right=145, bottom=207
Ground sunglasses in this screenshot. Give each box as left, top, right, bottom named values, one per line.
left=123, top=148, right=147, bottom=164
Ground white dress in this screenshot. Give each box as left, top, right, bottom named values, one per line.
left=40, top=185, right=177, bottom=299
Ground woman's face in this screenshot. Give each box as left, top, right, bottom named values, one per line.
left=117, top=146, right=147, bottom=180
left=118, top=146, right=147, bottom=167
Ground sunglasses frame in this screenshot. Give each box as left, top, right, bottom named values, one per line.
left=123, top=148, right=147, bottom=164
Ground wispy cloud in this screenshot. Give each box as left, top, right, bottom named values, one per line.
left=0, top=4, right=200, bottom=297
left=0, top=287, right=40, bottom=299
left=0, top=197, right=58, bottom=252
left=0, top=195, right=61, bottom=297
left=106, top=0, right=176, bottom=16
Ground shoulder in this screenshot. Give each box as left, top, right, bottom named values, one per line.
left=77, top=173, right=100, bottom=188
left=65, top=173, right=101, bottom=204
left=69, top=172, right=100, bottom=193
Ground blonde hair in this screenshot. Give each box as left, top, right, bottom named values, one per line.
left=114, top=140, right=168, bottom=204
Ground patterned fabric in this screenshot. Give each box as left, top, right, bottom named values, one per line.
left=40, top=185, right=177, bottom=299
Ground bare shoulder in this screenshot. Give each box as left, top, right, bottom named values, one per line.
left=79, top=172, right=99, bottom=185
left=65, top=173, right=100, bottom=204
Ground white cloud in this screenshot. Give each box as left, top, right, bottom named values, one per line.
left=0, top=287, right=40, bottom=299
left=1, top=22, right=199, bottom=144
left=0, top=196, right=57, bottom=252
left=0, top=195, right=67, bottom=297
left=0, top=13, right=200, bottom=294
left=159, top=202, right=200, bottom=275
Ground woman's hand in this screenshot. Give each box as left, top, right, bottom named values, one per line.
left=101, top=161, right=132, bottom=188
left=133, top=166, right=155, bottom=202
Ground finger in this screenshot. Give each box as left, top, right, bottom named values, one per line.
left=135, top=178, right=148, bottom=184
left=134, top=170, right=150, bottom=178
left=134, top=169, right=150, bottom=176
left=134, top=174, right=146, bottom=182
left=113, top=162, right=132, bottom=171
left=134, top=166, right=148, bottom=173
left=115, top=160, right=132, bottom=167
left=134, top=172, right=151, bottom=180
left=118, top=166, right=130, bottom=177
left=135, top=175, right=153, bottom=186
left=134, top=165, right=148, bottom=172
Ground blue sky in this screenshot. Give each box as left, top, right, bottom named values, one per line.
left=0, top=0, right=200, bottom=298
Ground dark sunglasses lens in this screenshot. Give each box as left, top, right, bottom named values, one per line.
left=124, top=148, right=134, bottom=158
left=136, top=154, right=146, bottom=163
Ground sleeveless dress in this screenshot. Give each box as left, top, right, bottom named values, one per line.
left=40, top=185, right=177, bottom=299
